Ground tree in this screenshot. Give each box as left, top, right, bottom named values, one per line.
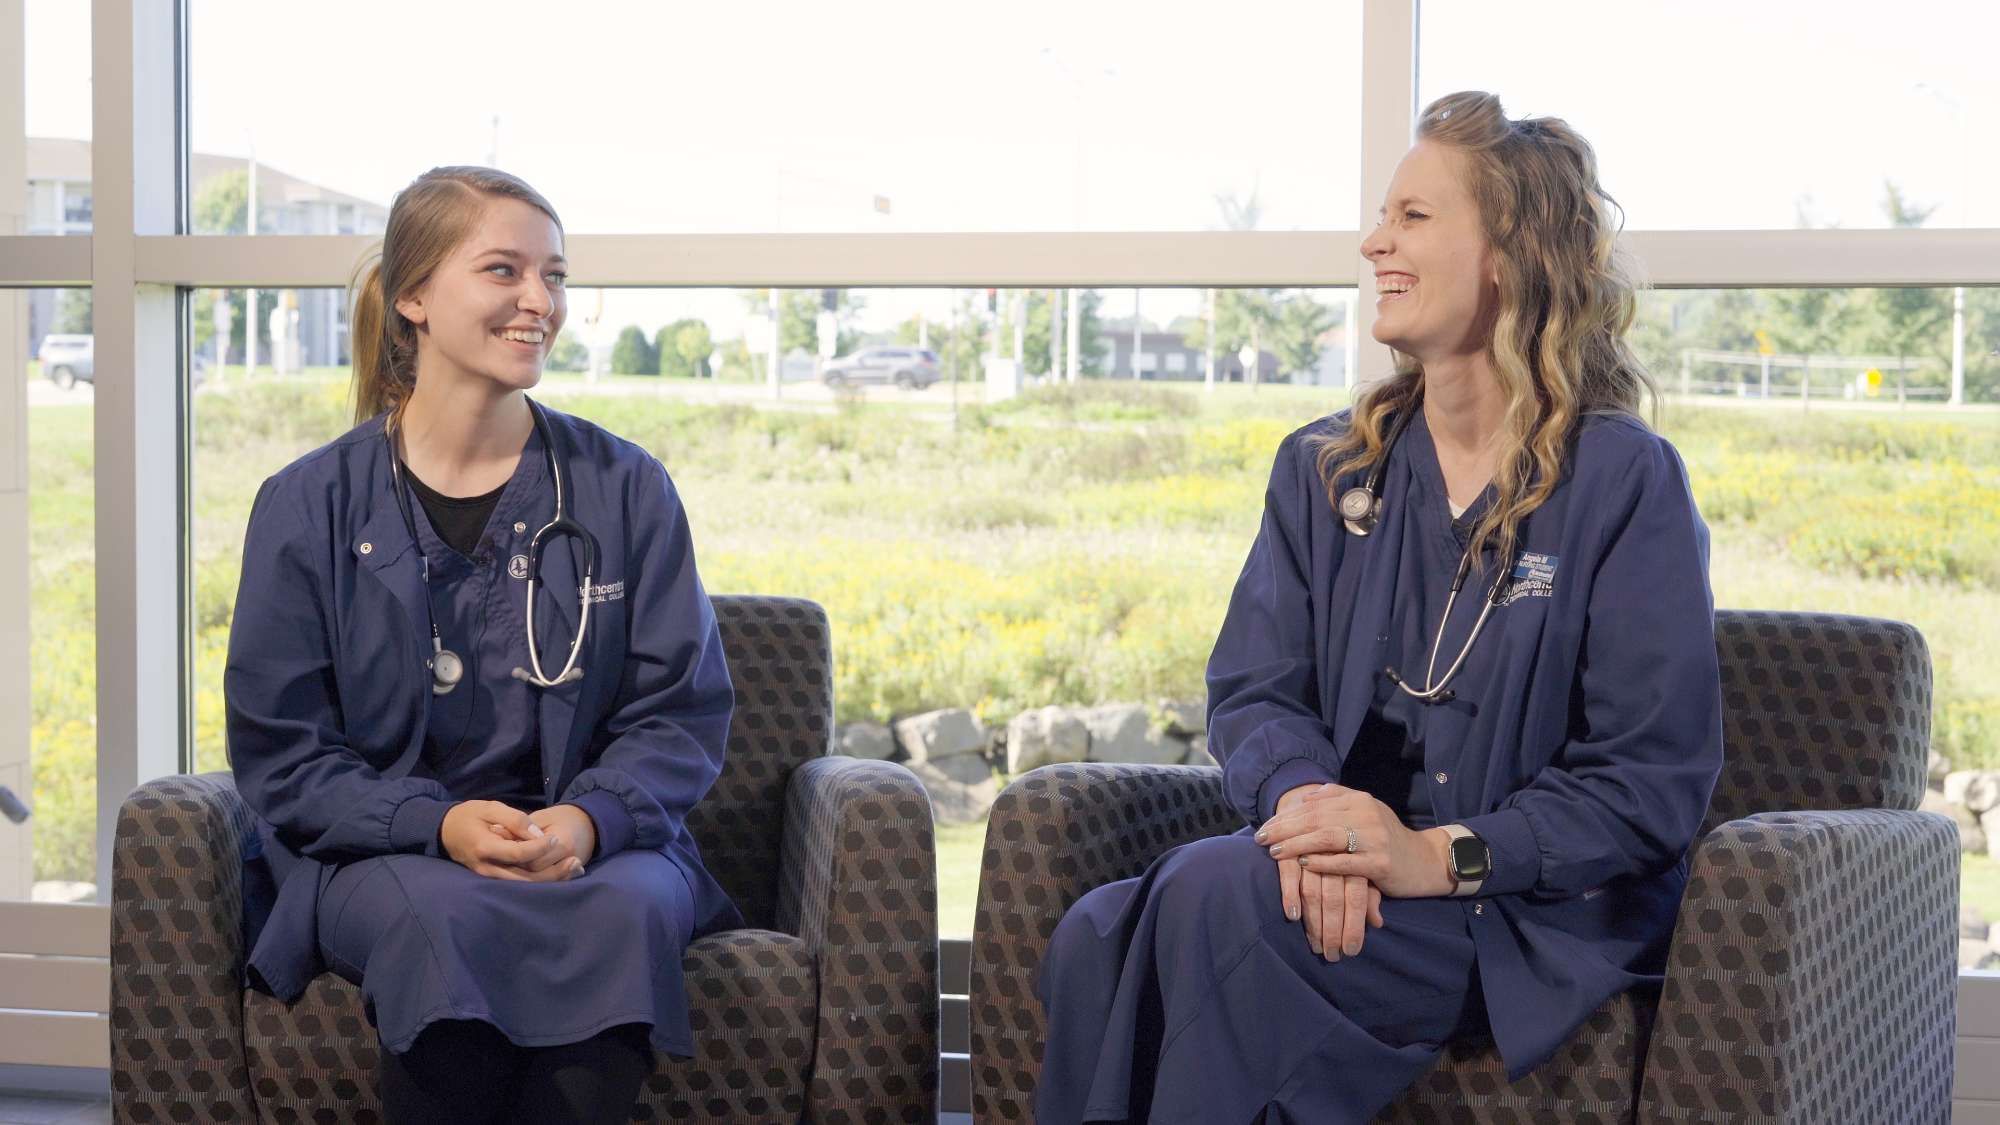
left=193, top=169, right=249, bottom=235
left=1022, top=290, right=1107, bottom=376
left=610, top=325, right=657, bottom=375
left=52, top=288, right=92, bottom=334
left=896, top=296, right=989, bottom=383
left=546, top=331, right=588, bottom=372
left=674, top=321, right=715, bottom=378
left=1181, top=288, right=1281, bottom=383
left=741, top=289, right=866, bottom=357
left=654, top=319, right=703, bottom=378
left=1852, top=182, right=1951, bottom=396
left=1272, top=293, right=1339, bottom=381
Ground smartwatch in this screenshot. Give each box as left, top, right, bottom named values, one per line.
left=1441, top=824, right=1490, bottom=897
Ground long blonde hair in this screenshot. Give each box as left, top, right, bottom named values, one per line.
left=349, top=166, right=563, bottom=427
left=1314, top=91, right=1656, bottom=564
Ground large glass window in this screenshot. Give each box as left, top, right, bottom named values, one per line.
left=22, top=0, right=92, bottom=236
left=189, top=0, right=1360, bottom=233
left=1638, top=285, right=2000, bottom=966
left=8, top=291, right=96, bottom=903
left=191, top=283, right=1356, bottom=935
left=1419, top=0, right=2000, bottom=230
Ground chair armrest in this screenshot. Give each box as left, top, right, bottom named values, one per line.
left=110, top=771, right=260, bottom=1123
left=969, top=763, right=1236, bottom=1124
left=776, top=756, right=938, bottom=1125
left=1638, top=809, right=1959, bottom=1124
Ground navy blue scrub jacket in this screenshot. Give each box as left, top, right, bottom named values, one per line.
left=1207, top=405, right=1724, bottom=1080
left=226, top=402, right=741, bottom=1003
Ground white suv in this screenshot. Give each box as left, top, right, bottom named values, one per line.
left=37, top=334, right=93, bottom=388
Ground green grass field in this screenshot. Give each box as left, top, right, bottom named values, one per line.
left=21, top=375, right=2000, bottom=938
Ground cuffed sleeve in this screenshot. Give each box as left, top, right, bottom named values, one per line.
left=556, top=454, right=732, bottom=861
left=1455, top=806, right=1541, bottom=897
left=226, top=474, right=455, bottom=861
left=1258, top=758, right=1338, bottom=824
left=1207, top=427, right=1346, bottom=828
left=388, top=796, right=455, bottom=858
left=567, top=787, right=637, bottom=862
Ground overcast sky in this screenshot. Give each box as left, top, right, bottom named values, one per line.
left=24, top=0, right=1996, bottom=341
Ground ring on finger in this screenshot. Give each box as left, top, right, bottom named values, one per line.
left=1346, top=827, right=1361, bottom=854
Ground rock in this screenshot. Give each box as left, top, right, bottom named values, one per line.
left=834, top=721, right=896, bottom=761
left=1158, top=698, right=1207, bottom=737
left=1922, top=789, right=1986, bottom=853
left=1930, top=749, right=1951, bottom=787
left=1005, top=706, right=1090, bottom=774
left=1183, top=734, right=1217, bottom=768
left=907, top=760, right=1002, bottom=825
left=30, top=881, right=96, bottom=904
left=1946, top=770, right=2000, bottom=814
left=892, top=708, right=987, bottom=764
left=1963, top=904, right=1991, bottom=941
left=1082, top=703, right=1179, bottom=765
left=1962, top=938, right=1996, bottom=972
left=926, top=750, right=995, bottom=786
left=1981, top=808, right=2000, bottom=860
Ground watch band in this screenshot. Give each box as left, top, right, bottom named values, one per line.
left=1441, top=823, right=1484, bottom=897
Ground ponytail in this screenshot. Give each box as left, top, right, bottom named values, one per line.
left=348, top=255, right=414, bottom=425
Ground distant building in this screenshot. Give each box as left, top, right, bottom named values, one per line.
left=25, top=137, right=389, bottom=365
left=1101, top=328, right=1276, bottom=384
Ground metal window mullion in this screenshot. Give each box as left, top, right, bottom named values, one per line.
left=90, top=0, right=182, bottom=897
left=1352, top=0, right=1418, bottom=390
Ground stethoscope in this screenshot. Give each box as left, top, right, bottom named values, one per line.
left=386, top=398, right=598, bottom=695
left=1339, top=396, right=1516, bottom=705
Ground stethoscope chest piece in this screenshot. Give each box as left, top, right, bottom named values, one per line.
left=430, top=640, right=464, bottom=695
left=1339, top=485, right=1380, bottom=536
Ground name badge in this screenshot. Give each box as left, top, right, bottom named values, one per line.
left=1500, top=552, right=1558, bottom=606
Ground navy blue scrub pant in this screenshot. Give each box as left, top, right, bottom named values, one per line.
left=318, top=856, right=668, bottom=1125
left=1035, top=829, right=1484, bottom=1125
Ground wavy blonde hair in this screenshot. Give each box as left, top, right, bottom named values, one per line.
left=1314, top=91, right=1656, bottom=565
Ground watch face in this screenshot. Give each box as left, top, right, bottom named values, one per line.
left=1450, top=835, right=1491, bottom=881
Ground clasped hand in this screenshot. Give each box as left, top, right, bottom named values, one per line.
left=440, top=800, right=597, bottom=882
left=1258, top=783, right=1456, bottom=960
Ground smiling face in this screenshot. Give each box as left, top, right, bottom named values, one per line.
left=1360, top=139, right=1499, bottom=366
left=393, top=195, right=568, bottom=394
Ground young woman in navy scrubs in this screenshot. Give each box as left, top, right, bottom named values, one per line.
left=1035, top=92, right=1725, bottom=1123
left=226, top=167, right=742, bottom=1124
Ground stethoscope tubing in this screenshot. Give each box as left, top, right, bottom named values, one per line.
left=386, top=397, right=597, bottom=694
left=1341, top=391, right=1517, bottom=705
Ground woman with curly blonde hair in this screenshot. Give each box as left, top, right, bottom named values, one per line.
left=1035, top=92, right=1722, bottom=1123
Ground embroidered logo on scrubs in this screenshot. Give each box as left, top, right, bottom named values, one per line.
left=1500, top=551, right=1558, bottom=606
left=509, top=554, right=530, bottom=580
left=579, top=580, right=625, bottom=604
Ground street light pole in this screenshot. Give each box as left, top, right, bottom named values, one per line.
left=1916, top=82, right=1967, bottom=407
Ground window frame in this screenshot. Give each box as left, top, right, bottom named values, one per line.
left=1, top=0, right=1994, bottom=1092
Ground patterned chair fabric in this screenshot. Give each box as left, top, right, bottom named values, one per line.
left=110, top=595, right=938, bottom=1125
left=969, top=610, right=1958, bottom=1124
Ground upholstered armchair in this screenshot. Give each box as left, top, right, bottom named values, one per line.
left=111, top=595, right=939, bottom=1124
left=971, top=610, right=1957, bottom=1123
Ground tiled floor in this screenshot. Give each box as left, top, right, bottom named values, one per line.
left=0, top=1095, right=109, bottom=1125
left=0, top=1097, right=962, bottom=1124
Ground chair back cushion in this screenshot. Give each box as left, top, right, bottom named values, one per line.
left=686, top=596, right=833, bottom=930
left=1704, top=610, right=1929, bottom=834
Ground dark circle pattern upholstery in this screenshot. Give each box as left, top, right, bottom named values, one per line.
left=110, top=595, right=939, bottom=1125
left=968, top=610, right=1955, bottom=1124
